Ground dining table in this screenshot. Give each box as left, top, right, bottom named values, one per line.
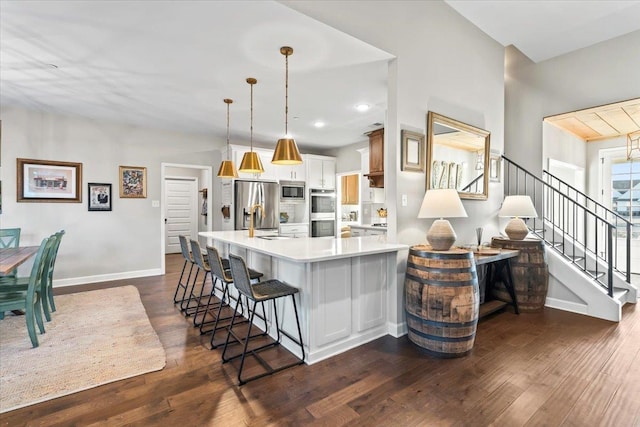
left=0, top=246, right=39, bottom=275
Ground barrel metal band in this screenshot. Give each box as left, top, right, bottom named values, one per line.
left=409, top=249, right=472, bottom=260
left=406, top=311, right=478, bottom=328
left=405, top=272, right=477, bottom=287
left=408, top=327, right=475, bottom=343
left=407, top=261, right=477, bottom=276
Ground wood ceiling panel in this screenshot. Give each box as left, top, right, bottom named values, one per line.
left=575, top=112, right=616, bottom=136
left=544, top=98, right=640, bottom=142
left=435, top=131, right=485, bottom=152
left=597, top=109, right=639, bottom=135
left=622, top=104, right=640, bottom=126
left=547, top=117, right=600, bottom=140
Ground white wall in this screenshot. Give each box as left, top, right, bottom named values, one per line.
left=283, top=0, right=506, bottom=248
left=282, top=0, right=505, bottom=330
left=1, top=106, right=221, bottom=285
left=543, top=122, right=587, bottom=173
left=505, top=30, right=640, bottom=175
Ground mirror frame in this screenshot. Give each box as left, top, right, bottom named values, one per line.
left=426, top=111, right=491, bottom=200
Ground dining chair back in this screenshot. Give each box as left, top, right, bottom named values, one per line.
left=0, top=228, right=21, bottom=279
left=0, top=228, right=20, bottom=248
left=0, top=237, right=50, bottom=348
left=40, top=230, right=65, bottom=320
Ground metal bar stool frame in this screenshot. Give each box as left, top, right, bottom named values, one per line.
left=201, top=246, right=267, bottom=348
left=222, top=254, right=305, bottom=386
left=188, top=239, right=224, bottom=326
left=174, top=235, right=196, bottom=306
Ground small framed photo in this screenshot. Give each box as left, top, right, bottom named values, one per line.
left=17, top=158, right=82, bottom=203
left=119, top=166, right=147, bottom=198
left=401, top=130, right=425, bottom=172
left=489, top=152, right=501, bottom=182
left=88, top=183, right=112, bottom=211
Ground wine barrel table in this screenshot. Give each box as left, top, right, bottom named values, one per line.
left=404, top=245, right=479, bottom=358
left=490, top=237, right=549, bottom=312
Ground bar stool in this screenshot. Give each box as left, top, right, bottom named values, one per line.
left=201, top=246, right=264, bottom=348
left=181, top=238, right=230, bottom=317
left=222, top=254, right=305, bottom=385
left=173, top=235, right=195, bottom=305
left=187, top=239, right=221, bottom=324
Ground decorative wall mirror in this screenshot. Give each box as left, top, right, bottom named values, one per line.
left=426, top=111, right=491, bottom=200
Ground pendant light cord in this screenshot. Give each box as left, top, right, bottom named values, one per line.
left=250, top=81, right=254, bottom=150
left=226, top=102, right=230, bottom=158
left=284, top=52, right=289, bottom=136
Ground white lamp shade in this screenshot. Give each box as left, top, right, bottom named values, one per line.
left=499, top=195, right=538, bottom=218
left=418, top=189, right=468, bottom=219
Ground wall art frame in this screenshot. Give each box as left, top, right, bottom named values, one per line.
left=401, top=130, right=425, bottom=172
left=119, top=166, right=147, bottom=198
left=489, top=151, right=501, bottom=182
left=88, top=182, right=112, bottom=211
left=17, top=158, right=82, bottom=203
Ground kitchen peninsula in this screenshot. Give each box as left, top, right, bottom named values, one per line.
left=199, top=230, right=408, bottom=364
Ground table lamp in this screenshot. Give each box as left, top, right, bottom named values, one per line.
left=499, top=195, right=538, bottom=240
left=418, top=189, right=468, bottom=250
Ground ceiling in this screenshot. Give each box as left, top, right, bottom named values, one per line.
left=0, top=1, right=393, bottom=150
left=2, top=1, right=640, bottom=151
left=445, top=0, right=640, bottom=63
left=544, top=98, right=640, bottom=142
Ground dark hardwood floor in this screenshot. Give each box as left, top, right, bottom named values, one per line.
left=2, top=254, right=639, bottom=426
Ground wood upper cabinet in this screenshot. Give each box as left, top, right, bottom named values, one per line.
left=341, top=174, right=359, bottom=205
left=365, top=128, right=384, bottom=188
left=368, top=128, right=384, bottom=173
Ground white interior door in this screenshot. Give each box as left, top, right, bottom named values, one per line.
left=164, top=178, right=198, bottom=254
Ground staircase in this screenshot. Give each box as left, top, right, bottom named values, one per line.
left=502, top=156, right=637, bottom=322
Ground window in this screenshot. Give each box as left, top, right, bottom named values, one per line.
left=611, top=159, right=640, bottom=232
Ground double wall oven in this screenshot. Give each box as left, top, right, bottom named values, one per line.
left=309, top=188, right=336, bottom=237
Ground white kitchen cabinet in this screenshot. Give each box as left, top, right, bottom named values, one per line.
left=365, top=228, right=386, bottom=236
left=350, top=226, right=386, bottom=236
left=350, top=228, right=364, bottom=237
left=277, top=157, right=306, bottom=182
left=279, top=223, right=309, bottom=238
left=231, top=145, right=277, bottom=181
left=307, top=155, right=336, bottom=189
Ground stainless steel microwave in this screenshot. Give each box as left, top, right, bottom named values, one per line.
left=280, top=181, right=305, bottom=203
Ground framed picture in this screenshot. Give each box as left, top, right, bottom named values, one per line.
left=401, top=130, right=425, bottom=172
left=119, top=166, right=147, bottom=198
left=17, top=158, right=82, bottom=203
left=489, top=152, right=501, bottom=182
left=88, top=183, right=112, bottom=211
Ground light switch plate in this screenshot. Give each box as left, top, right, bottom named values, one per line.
left=152, top=200, right=160, bottom=208
left=402, top=194, right=408, bottom=206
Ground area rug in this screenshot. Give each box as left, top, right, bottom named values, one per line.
left=0, top=285, right=166, bottom=413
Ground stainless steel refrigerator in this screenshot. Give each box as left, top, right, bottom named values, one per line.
left=234, top=180, right=280, bottom=231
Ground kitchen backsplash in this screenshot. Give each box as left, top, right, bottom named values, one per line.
left=280, top=202, right=307, bottom=224
left=362, top=202, right=386, bottom=224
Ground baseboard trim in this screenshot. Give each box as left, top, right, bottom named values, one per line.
left=53, top=269, right=163, bottom=288
left=545, top=297, right=588, bottom=316
left=387, top=321, right=407, bottom=338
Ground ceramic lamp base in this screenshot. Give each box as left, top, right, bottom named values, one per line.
left=505, top=217, right=529, bottom=240
left=427, top=219, right=457, bottom=251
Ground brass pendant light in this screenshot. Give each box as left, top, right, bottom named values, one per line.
left=217, top=98, right=239, bottom=178
left=272, top=46, right=302, bottom=165
left=239, top=77, right=264, bottom=174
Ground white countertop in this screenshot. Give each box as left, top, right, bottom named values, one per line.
left=350, top=224, right=388, bottom=231
left=199, top=230, right=407, bottom=263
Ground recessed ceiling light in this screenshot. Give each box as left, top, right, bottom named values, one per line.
left=314, top=121, right=325, bottom=128
left=355, top=104, right=370, bottom=112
